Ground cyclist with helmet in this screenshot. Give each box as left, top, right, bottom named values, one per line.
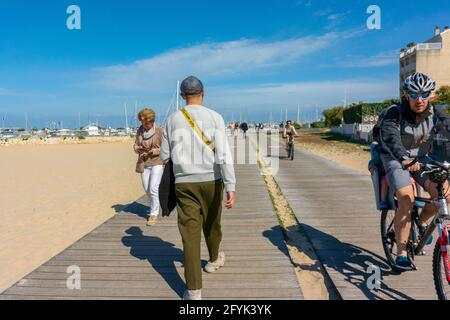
left=380, top=72, right=450, bottom=271
left=283, top=120, right=299, bottom=153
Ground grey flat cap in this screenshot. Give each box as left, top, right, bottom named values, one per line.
left=180, top=76, right=204, bottom=95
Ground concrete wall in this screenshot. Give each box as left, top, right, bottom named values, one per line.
left=331, top=123, right=374, bottom=142
left=418, top=31, right=450, bottom=90
left=400, top=29, right=450, bottom=92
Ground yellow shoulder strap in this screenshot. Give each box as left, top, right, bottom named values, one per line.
left=181, top=108, right=215, bottom=152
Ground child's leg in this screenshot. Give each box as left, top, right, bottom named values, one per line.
left=410, top=177, right=418, bottom=197
left=380, top=176, right=388, bottom=201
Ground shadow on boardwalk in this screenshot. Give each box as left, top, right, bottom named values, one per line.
left=262, top=226, right=291, bottom=257
left=112, top=202, right=149, bottom=219
left=122, top=227, right=185, bottom=298
left=264, top=225, right=414, bottom=300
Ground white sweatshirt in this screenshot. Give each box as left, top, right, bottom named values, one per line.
left=160, top=105, right=236, bottom=193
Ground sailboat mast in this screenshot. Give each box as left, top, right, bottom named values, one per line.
left=176, top=80, right=180, bottom=111
left=124, top=103, right=129, bottom=130
left=134, top=101, right=138, bottom=128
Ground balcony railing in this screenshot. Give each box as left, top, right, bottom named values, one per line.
left=400, top=42, right=442, bottom=58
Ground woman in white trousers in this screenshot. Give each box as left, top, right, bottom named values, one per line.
left=141, top=165, right=164, bottom=217
left=134, top=108, right=164, bottom=226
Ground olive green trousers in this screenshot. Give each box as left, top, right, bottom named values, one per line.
left=175, top=179, right=224, bottom=290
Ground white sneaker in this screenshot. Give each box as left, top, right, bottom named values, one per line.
left=204, top=252, right=225, bottom=273
left=183, top=289, right=202, bottom=300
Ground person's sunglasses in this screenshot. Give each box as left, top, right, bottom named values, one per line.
left=408, top=92, right=431, bottom=100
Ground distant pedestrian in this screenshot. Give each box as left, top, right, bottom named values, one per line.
left=160, top=76, right=236, bottom=300
left=240, top=122, right=248, bottom=139
left=229, top=121, right=236, bottom=136
left=134, top=108, right=164, bottom=226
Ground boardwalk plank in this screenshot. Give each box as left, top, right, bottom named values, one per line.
left=3, top=287, right=302, bottom=298
left=1, top=141, right=303, bottom=300
left=268, top=134, right=440, bottom=300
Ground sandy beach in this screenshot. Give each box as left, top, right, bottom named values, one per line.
left=294, top=130, right=371, bottom=174
left=0, top=139, right=142, bottom=292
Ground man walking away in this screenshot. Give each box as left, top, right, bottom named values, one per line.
left=240, top=122, right=249, bottom=139
left=160, top=76, right=236, bottom=300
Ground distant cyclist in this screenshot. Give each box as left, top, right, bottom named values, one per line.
left=283, top=120, right=298, bottom=152
left=380, top=72, right=450, bottom=271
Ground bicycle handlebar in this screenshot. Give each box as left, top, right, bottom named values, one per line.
left=429, top=159, right=450, bottom=170
left=401, top=158, right=420, bottom=170
left=402, top=158, right=450, bottom=183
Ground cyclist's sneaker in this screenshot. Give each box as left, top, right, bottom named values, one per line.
left=394, top=256, right=415, bottom=272
left=419, top=225, right=433, bottom=246
left=379, top=201, right=389, bottom=210
left=414, top=200, right=426, bottom=208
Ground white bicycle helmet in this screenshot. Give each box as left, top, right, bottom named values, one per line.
left=403, top=72, right=436, bottom=93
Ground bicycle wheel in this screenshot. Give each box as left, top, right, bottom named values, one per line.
left=433, top=240, right=450, bottom=300
left=381, top=209, right=399, bottom=270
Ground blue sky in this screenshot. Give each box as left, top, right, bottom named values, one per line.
left=0, top=0, right=449, bottom=128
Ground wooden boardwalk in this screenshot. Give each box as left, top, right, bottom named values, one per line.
left=267, top=135, right=439, bottom=300
left=0, top=136, right=303, bottom=300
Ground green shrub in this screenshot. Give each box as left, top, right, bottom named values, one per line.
left=323, top=106, right=344, bottom=127
left=311, top=121, right=326, bottom=128
left=436, top=86, right=450, bottom=106
left=343, top=102, right=393, bottom=124
left=78, top=136, right=86, bottom=140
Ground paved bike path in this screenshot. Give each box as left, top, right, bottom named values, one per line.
left=267, top=136, right=438, bottom=300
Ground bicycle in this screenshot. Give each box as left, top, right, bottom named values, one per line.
left=285, top=131, right=295, bottom=161
left=380, top=158, right=450, bottom=300
left=287, top=140, right=294, bottom=161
